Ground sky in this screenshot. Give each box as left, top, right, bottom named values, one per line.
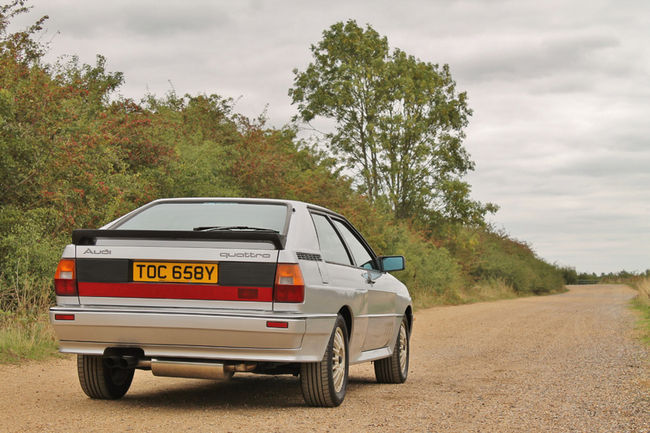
left=12, top=0, right=649, bottom=274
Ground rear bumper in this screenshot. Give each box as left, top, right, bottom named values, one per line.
left=50, top=307, right=335, bottom=362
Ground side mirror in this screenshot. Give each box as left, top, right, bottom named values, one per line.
left=379, top=256, right=405, bottom=272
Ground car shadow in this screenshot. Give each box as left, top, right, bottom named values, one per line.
left=115, top=373, right=381, bottom=409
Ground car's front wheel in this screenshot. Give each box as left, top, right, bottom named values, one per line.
left=300, top=314, right=349, bottom=407
left=77, top=355, right=134, bottom=399
left=374, top=316, right=409, bottom=383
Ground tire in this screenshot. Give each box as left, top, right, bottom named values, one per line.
left=374, top=316, right=409, bottom=383
left=77, top=355, right=134, bottom=399
left=300, top=314, right=349, bottom=407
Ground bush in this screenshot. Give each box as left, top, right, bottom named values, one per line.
left=559, top=266, right=578, bottom=284
left=0, top=207, right=65, bottom=310
left=469, top=231, right=565, bottom=295
left=388, top=225, right=464, bottom=306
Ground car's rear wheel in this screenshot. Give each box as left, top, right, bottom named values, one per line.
left=374, top=316, right=409, bottom=383
left=77, top=355, right=134, bottom=399
left=300, top=314, right=349, bottom=407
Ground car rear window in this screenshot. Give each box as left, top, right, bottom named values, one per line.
left=113, top=201, right=289, bottom=233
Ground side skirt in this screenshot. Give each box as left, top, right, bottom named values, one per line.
left=350, top=346, right=392, bottom=364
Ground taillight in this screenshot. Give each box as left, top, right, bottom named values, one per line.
left=54, top=259, right=77, bottom=296
left=274, top=263, right=304, bottom=303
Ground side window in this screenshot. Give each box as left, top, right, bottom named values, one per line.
left=332, top=219, right=376, bottom=270
left=311, top=214, right=352, bottom=265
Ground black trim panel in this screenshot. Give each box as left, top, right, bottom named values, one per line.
left=219, top=262, right=276, bottom=287
left=77, top=259, right=130, bottom=283
left=72, top=229, right=286, bottom=249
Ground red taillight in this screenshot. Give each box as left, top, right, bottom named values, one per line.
left=54, top=314, right=75, bottom=321
left=54, top=259, right=77, bottom=296
left=273, top=263, right=304, bottom=303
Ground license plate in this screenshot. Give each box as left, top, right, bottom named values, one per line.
left=132, top=262, right=218, bottom=284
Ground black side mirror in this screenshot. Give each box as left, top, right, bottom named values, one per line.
left=378, top=255, right=405, bottom=272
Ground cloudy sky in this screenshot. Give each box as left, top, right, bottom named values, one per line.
left=13, top=0, right=649, bottom=273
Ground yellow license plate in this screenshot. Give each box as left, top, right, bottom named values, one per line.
left=133, top=262, right=218, bottom=284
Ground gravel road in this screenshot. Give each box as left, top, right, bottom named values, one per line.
left=3, top=285, right=648, bottom=432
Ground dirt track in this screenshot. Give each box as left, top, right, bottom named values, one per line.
left=2, top=285, right=648, bottom=432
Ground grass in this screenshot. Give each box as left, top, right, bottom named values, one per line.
left=411, top=278, right=528, bottom=310
left=0, top=311, right=59, bottom=363
left=629, top=277, right=650, bottom=346
left=0, top=278, right=59, bottom=364
left=460, top=278, right=519, bottom=303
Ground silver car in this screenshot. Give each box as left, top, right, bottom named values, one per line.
left=50, top=198, right=412, bottom=407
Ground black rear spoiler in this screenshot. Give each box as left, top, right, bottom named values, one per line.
left=72, top=229, right=286, bottom=249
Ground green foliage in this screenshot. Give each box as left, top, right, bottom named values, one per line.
left=601, top=269, right=650, bottom=283
left=559, top=266, right=578, bottom=284
left=0, top=0, right=48, bottom=64
left=463, top=229, right=565, bottom=295
left=144, top=93, right=240, bottom=198
left=388, top=225, right=465, bottom=306
left=289, top=20, right=497, bottom=225
left=0, top=207, right=62, bottom=309
left=0, top=5, right=173, bottom=314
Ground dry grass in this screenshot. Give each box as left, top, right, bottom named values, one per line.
left=0, top=278, right=58, bottom=364
left=629, top=277, right=650, bottom=346
left=461, top=278, right=519, bottom=303
left=412, top=278, right=520, bottom=310
left=0, top=312, right=59, bottom=363
left=632, top=277, right=650, bottom=301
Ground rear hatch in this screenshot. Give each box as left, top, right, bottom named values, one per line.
left=72, top=199, right=290, bottom=311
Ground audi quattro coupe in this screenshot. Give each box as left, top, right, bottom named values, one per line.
left=50, top=198, right=413, bottom=407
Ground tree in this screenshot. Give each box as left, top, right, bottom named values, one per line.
left=0, top=0, right=48, bottom=64
left=289, top=20, right=495, bottom=224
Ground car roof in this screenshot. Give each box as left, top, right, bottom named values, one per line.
left=150, top=197, right=343, bottom=218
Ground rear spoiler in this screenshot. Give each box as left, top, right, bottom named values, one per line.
left=72, top=229, right=287, bottom=249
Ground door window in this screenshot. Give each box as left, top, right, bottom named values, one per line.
left=332, top=220, right=376, bottom=270
left=311, top=214, right=352, bottom=265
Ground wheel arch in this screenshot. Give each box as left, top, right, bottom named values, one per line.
left=338, top=305, right=352, bottom=338
left=404, top=305, right=413, bottom=334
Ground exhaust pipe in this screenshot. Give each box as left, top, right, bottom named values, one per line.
left=120, top=355, right=139, bottom=369
left=104, top=356, right=257, bottom=379
left=104, top=355, right=140, bottom=369
left=103, top=356, right=122, bottom=369
left=228, top=362, right=257, bottom=372
left=150, top=359, right=233, bottom=380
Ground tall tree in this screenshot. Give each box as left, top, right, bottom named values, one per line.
left=290, top=20, right=495, bottom=224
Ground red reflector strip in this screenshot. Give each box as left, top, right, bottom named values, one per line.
left=237, top=288, right=258, bottom=299
left=266, top=321, right=289, bottom=329
left=54, top=314, right=75, bottom=321
left=77, top=282, right=273, bottom=302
